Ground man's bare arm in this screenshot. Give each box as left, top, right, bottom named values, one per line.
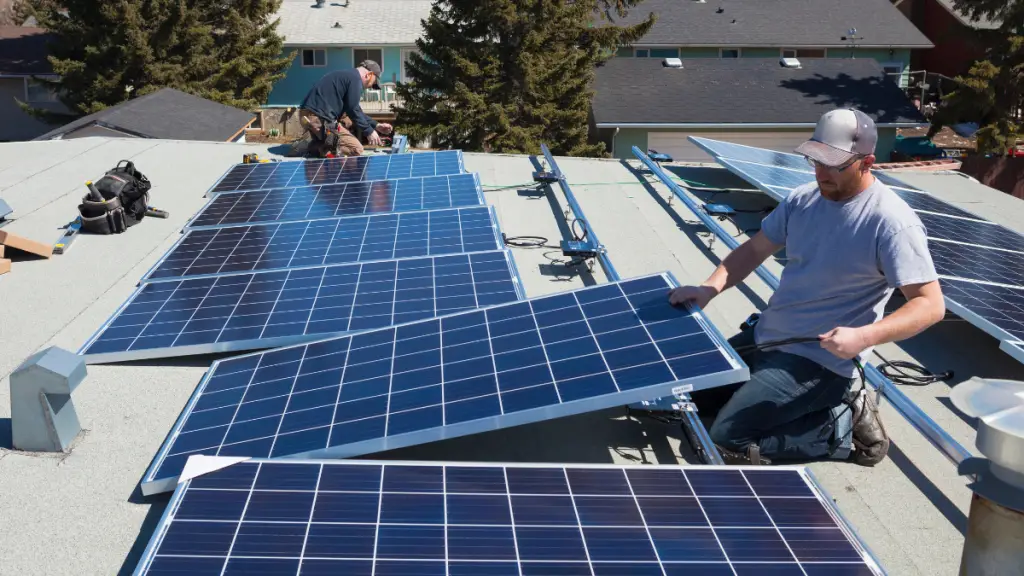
left=669, top=231, right=783, bottom=308
left=861, top=280, right=945, bottom=346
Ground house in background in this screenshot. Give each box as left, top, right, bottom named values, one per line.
left=265, top=0, right=430, bottom=116
left=34, top=88, right=255, bottom=142
left=608, top=0, right=934, bottom=88
left=591, top=57, right=927, bottom=161
left=0, top=26, right=68, bottom=141
left=893, top=0, right=1001, bottom=78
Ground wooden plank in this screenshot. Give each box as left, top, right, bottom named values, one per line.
left=0, top=258, right=10, bottom=275
left=0, top=245, right=5, bottom=258
left=0, top=230, right=52, bottom=258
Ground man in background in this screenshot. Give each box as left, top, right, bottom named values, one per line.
left=298, top=60, right=393, bottom=157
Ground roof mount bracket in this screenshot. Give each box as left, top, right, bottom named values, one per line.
left=9, top=346, right=86, bottom=452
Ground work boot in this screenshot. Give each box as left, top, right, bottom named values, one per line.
left=848, top=388, right=889, bottom=466
left=716, top=443, right=771, bottom=466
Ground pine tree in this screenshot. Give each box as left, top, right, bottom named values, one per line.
left=395, top=0, right=654, bottom=156
left=929, top=0, right=1023, bottom=154
left=20, top=0, right=292, bottom=116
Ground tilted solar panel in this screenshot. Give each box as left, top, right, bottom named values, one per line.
left=143, top=206, right=503, bottom=282
left=140, top=273, right=747, bottom=494
left=134, top=458, right=885, bottom=575
left=916, top=212, right=1024, bottom=254
left=929, top=240, right=1024, bottom=287
left=81, top=251, right=524, bottom=364
left=210, top=151, right=465, bottom=194
left=939, top=278, right=1024, bottom=343
left=689, top=136, right=812, bottom=172
left=1001, top=340, right=1024, bottom=364
left=186, top=174, right=484, bottom=229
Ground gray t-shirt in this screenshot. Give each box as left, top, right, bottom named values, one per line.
left=754, top=177, right=939, bottom=377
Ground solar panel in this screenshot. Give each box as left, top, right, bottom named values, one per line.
left=939, top=278, right=1024, bottom=343
left=1000, top=340, right=1024, bottom=364
left=930, top=240, right=1024, bottom=287
left=210, top=151, right=465, bottom=194
left=140, top=273, right=747, bottom=494
left=143, top=207, right=503, bottom=282
left=134, top=458, right=885, bottom=575
left=81, top=251, right=524, bottom=364
left=889, top=188, right=983, bottom=221
left=915, top=212, right=1024, bottom=255
left=689, top=136, right=812, bottom=172
left=187, top=174, right=484, bottom=230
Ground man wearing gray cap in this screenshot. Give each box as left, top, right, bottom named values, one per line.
left=668, top=108, right=945, bottom=467
left=298, top=60, right=393, bottom=157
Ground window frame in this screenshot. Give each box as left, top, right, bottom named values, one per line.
left=24, top=77, right=60, bottom=103
left=719, top=48, right=741, bottom=58
left=301, top=48, right=327, bottom=68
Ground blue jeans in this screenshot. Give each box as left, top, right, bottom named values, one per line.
left=693, top=329, right=854, bottom=461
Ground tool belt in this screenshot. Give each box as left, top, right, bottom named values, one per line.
left=78, top=161, right=152, bottom=234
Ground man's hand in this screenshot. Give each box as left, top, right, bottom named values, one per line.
left=367, top=131, right=383, bottom=147
left=819, top=327, right=870, bottom=360
left=667, top=285, right=718, bottom=310
left=376, top=123, right=393, bottom=135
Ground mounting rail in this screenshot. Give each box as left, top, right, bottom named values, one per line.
left=537, top=143, right=725, bottom=465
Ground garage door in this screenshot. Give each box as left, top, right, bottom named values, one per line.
left=647, top=130, right=814, bottom=163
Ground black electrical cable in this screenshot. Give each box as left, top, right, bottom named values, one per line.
left=873, top=348, right=953, bottom=386
left=501, top=233, right=558, bottom=249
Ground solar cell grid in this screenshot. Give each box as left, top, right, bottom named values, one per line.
left=916, top=212, right=1024, bottom=254
left=689, top=136, right=812, bottom=172
left=210, top=151, right=464, bottom=194
left=930, top=240, right=1024, bottom=288
left=940, top=278, right=1024, bottom=342
left=891, top=188, right=983, bottom=221
left=141, top=273, right=747, bottom=494
left=82, top=251, right=523, bottom=363
left=188, top=173, right=484, bottom=229
left=134, top=459, right=883, bottom=575
left=144, top=207, right=502, bottom=282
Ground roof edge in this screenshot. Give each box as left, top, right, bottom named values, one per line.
left=626, top=43, right=935, bottom=49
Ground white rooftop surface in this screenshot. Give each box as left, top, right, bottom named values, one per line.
left=1, top=138, right=1022, bottom=575
left=275, top=0, right=432, bottom=46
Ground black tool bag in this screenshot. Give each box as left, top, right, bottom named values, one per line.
left=78, top=161, right=152, bottom=234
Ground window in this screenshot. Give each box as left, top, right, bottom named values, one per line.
left=720, top=49, right=740, bottom=58
left=301, top=49, right=326, bottom=67
left=354, top=48, right=383, bottom=69
left=882, top=62, right=905, bottom=85
left=400, top=49, right=420, bottom=82
left=649, top=48, right=680, bottom=58
left=26, top=79, right=59, bottom=103
left=636, top=49, right=649, bottom=57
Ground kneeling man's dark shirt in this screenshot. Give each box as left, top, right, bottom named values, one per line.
left=301, top=69, right=378, bottom=138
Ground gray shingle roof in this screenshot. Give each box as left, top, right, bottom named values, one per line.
left=592, top=57, right=926, bottom=126
left=605, top=0, right=934, bottom=47
left=936, top=0, right=1002, bottom=30
left=34, top=88, right=255, bottom=142
left=275, top=0, right=431, bottom=46
left=0, top=26, right=53, bottom=75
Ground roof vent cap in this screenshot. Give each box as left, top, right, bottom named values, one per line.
left=780, top=57, right=802, bottom=69
left=663, top=58, right=683, bottom=68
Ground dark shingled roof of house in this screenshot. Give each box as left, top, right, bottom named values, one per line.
left=603, top=0, right=934, bottom=47
left=0, top=26, right=54, bottom=75
left=35, top=88, right=256, bottom=142
left=592, top=57, right=927, bottom=126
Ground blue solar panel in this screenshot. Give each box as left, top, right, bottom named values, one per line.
left=187, top=174, right=484, bottom=229
left=143, top=207, right=502, bottom=282
left=210, top=152, right=465, bottom=194
left=1001, top=340, right=1024, bottom=364
left=134, top=458, right=884, bottom=575
left=140, top=274, right=747, bottom=494
left=890, top=188, right=982, bottom=220
left=939, top=278, right=1024, bottom=343
left=916, top=212, right=1024, bottom=255
left=81, top=251, right=524, bottom=364
left=689, top=136, right=811, bottom=172
left=930, top=240, right=1024, bottom=287
left=715, top=158, right=816, bottom=194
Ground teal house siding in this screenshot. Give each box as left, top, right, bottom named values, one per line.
left=267, top=47, right=352, bottom=106
left=611, top=128, right=648, bottom=159
left=266, top=46, right=412, bottom=107
left=831, top=48, right=912, bottom=87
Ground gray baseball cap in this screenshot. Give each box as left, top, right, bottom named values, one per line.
left=796, top=109, right=878, bottom=167
left=360, top=60, right=382, bottom=89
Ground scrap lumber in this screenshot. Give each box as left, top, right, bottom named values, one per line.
left=0, top=258, right=10, bottom=275
left=0, top=230, right=52, bottom=258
